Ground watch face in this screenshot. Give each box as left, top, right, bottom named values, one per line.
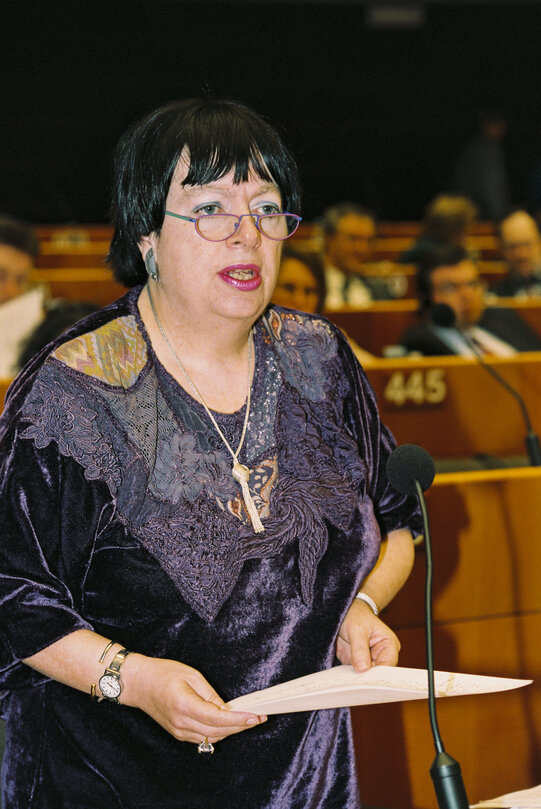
left=99, top=673, right=121, bottom=699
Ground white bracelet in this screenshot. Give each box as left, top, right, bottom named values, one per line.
left=355, top=592, right=379, bottom=615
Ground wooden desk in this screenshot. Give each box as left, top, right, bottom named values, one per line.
left=29, top=268, right=127, bottom=307
left=328, top=301, right=418, bottom=355
left=363, top=354, right=541, bottom=461
left=36, top=243, right=112, bottom=268
left=353, top=466, right=541, bottom=808
left=496, top=297, right=541, bottom=338
left=35, top=225, right=113, bottom=268
left=290, top=221, right=500, bottom=259
left=328, top=298, right=541, bottom=356
left=36, top=225, right=113, bottom=241
left=0, top=379, right=12, bottom=412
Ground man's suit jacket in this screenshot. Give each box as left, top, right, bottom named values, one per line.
left=400, top=307, right=541, bottom=356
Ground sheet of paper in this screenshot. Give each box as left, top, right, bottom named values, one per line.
left=470, top=783, right=541, bottom=807
left=227, top=665, right=531, bottom=715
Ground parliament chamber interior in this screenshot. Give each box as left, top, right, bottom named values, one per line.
left=3, top=2, right=541, bottom=804
left=1, top=218, right=540, bottom=807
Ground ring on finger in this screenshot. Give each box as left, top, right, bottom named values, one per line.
left=197, top=736, right=215, bottom=754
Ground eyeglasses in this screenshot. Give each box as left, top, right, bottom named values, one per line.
left=433, top=279, right=484, bottom=295
left=164, top=211, right=302, bottom=242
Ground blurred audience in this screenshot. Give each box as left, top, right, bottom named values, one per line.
left=272, top=245, right=375, bottom=364
left=319, top=202, right=403, bottom=309
left=272, top=245, right=326, bottom=314
left=400, top=193, right=478, bottom=264
left=16, top=300, right=98, bottom=370
left=0, top=215, right=46, bottom=377
left=494, top=210, right=541, bottom=297
left=0, top=215, right=39, bottom=305
left=451, top=107, right=510, bottom=221
left=400, top=244, right=541, bottom=356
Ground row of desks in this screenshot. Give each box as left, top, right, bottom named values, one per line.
left=328, top=299, right=541, bottom=356
left=34, top=221, right=504, bottom=266
left=25, top=267, right=541, bottom=359
left=28, top=262, right=510, bottom=306
left=2, top=342, right=541, bottom=465
left=363, top=353, right=541, bottom=464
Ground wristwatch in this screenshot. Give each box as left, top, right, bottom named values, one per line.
left=98, top=648, right=131, bottom=703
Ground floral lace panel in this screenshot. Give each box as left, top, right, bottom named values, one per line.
left=19, top=308, right=375, bottom=621
left=263, top=309, right=349, bottom=403
left=20, top=374, right=121, bottom=491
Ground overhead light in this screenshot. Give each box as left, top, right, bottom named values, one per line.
left=365, top=3, right=425, bottom=29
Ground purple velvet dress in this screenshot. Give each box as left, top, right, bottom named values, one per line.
left=0, top=288, right=421, bottom=809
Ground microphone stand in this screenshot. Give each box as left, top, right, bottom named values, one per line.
left=415, top=479, right=469, bottom=809
left=461, top=332, right=541, bottom=467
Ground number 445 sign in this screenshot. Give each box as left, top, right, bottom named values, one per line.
left=383, top=369, right=447, bottom=407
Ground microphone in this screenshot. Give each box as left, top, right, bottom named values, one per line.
left=386, top=444, right=469, bottom=809
left=431, top=303, right=541, bottom=466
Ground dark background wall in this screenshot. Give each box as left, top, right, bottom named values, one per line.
left=3, top=0, right=541, bottom=224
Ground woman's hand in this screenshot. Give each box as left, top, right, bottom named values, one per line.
left=336, top=599, right=401, bottom=672
left=122, top=654, right=266, bottom=745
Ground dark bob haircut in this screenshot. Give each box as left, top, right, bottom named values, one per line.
left=107, top=98, right=302, bottom=286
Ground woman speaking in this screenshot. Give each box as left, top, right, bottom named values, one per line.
left=0, top=98, right=421, bottom=808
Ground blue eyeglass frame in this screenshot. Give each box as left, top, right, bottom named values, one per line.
left=164, top=210, right=302, bottom=241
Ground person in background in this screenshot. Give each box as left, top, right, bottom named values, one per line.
left=0, top=216, right=38, bottom=304
left=272, top=244, right=327, bottom=314
left=0, top=215, right=45, bottom=377
left=400, top=193, right=478, bottom=265
left=319, top=202, right=403, bottom=309
left=16, top=300, right=99, bottom=369
left=399, top=244, right=541, bottom=356
left=451, top=107, right=510, bottom=221
left=494, top=209, right=541, bottom=297
left=0, top=97, right=420, bottom=809
left=272, top=244, right=375, bottom=364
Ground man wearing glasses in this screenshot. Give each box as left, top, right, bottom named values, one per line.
left=399, top=244, right=541, bottom=356
left=319, top=202, right=404, bottom=309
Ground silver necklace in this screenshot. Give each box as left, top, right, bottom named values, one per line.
left=147, top=285, right=264, bottom=533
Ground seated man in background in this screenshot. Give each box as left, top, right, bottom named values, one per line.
left=399, top=193, right=478, bottom=264
left=400, top=244, right=541, bottom=356
left=0, top=215, right=45, bottom=377
left=494, top=209, right=541, bottom=297
left=319, top=202, right=404, bottom=309
left=16, top=300, right=98, bottom=370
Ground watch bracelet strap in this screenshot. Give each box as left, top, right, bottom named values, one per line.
left=105, top=648, right=130, bottom=675
left=97, top=648, right=131, bottom=702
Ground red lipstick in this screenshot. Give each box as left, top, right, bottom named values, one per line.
left=218, top=264, right=262, bottom=292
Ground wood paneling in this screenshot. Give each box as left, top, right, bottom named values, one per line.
left=353, top=468, right=541, bottom=808
left=363, top=354, right=541, bottom=462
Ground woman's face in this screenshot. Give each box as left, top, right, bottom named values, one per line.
left=141, top=157, right=283, bottom=329
left=272, top=257, right=320, bottom=313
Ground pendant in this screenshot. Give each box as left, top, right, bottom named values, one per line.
left=232, top=461, right=250, bottom=485
left=231, top=461, right=264, bottom=534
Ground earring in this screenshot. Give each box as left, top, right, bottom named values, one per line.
left=145, top=248, right=159, bottom=282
